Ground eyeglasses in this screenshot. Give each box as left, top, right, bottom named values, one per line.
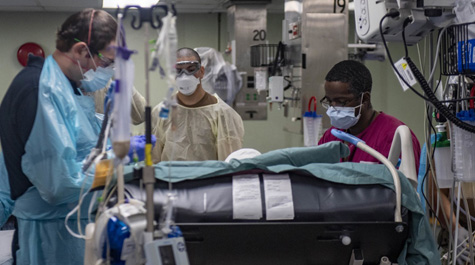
left=176, top=61, right=201, bottom=76
left=97, top=53, right=114, bottom=68
left=320, top=94, right=361, bottom=109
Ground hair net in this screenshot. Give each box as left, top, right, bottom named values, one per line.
left=194, top=47, right=242, bottom=105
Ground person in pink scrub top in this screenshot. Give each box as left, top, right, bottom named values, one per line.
left=318, top=60, right=421, bottom=171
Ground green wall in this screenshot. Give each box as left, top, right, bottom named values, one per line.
left=0, top=10, right=426, bottom=152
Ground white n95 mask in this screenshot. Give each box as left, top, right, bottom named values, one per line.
left=80, top=66, right=115, bottom=92
left=176, top=74, right=200, bottom=95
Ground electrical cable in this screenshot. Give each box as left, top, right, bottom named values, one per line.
left=421, top=98, right=447, bottom=243
left=271, top=41, right=285, bottom=76
left=438, top=97, right=475, bottom=103
left=379, top=12, right=431, bottom=102
left=406, top=57, right=475, bottom=133
left=381, top=11, right=475, bottom=133
left=428, top=28, right=446, bottom=86
left=421, top=98, right=443, bottom=228
left=402, top=18, right=411, bottom=58
left=416, top=43, right=424, bottom=74
left=387, top=13, right=475, bottom=133
left=461, top=190, right=474, bottom=264
left=381, top=13, right=475, bottom=134
left=421, top=143, right=444, bottom=228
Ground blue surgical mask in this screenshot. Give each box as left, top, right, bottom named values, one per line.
left=326, top=96, right=364, bottom=130
left=78, top=45, right=115, bottom=92
left=79, top=65, right=114, bottom=92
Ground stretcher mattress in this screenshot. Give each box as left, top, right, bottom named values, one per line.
left=124, top=168, right=409, bottom=265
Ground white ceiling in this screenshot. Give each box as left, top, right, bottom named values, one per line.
left=0, top=0, right=285, bottom=13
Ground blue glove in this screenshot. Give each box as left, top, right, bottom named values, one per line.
left=128, top=135, right=157, bottom=162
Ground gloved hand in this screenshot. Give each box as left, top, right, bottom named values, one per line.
left=128, top=135, right=157, bottom=162
left=456, top=226, right=474, bottom=265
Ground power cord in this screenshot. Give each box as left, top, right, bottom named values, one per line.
left=380, top=12, right=475, bottom=133
left=379, top=12, right=431, bottom=102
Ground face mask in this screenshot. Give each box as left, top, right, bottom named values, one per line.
left=80, top=66, right=114, bottom=92
left=77, top=42, right=115, bottom=92
left=176, top=74, right=200, bottom=95
left=326, top=96, right=364, bottom=130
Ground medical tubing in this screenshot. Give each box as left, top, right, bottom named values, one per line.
left=358, top=143, right=402, bottom=222
left=427, top=28, right=446, bottom=85
left=462, top=191, right=474, bottom=263
left=65, top=175, right=92, bottom=239
left=420, top=141, right=446, bottom=233
left=308, top=96, right=317, bottom=112
left=442, top=234, right=475, bottom=262
left=453, top=184, right=462, bottom=265
left=437, top=97, right=475, bottom=103
left=88, top=191, right=97, bottom=223
left=426, top=126, right=450, bottom=235
left=348, top=143, right=400, bottom=222
left=449, top=179, right=456, bottom=262
left=435, top=188, right=440, bottom=237
left=101, top=114, right=112, bottom=154
left=405, top=57, right=475, bottom=133
left=331, top=130, right=401, bottom=222
left=97, top=102, right=111, bottom=149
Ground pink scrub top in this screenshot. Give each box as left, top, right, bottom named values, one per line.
left=318, top=112, right=421, bottom=172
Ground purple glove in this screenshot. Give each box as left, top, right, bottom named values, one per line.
left=128, top=135, right=157, bottom=162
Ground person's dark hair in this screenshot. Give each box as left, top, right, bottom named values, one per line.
left=177, top=47, right=202, bottom=64
left=56, top=8, right=117, bottom=53
left=325, top=60, right=372, bottom=96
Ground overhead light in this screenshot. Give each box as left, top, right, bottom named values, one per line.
left=102, top=0, right=159, bottom=8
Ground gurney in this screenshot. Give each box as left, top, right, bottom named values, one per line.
left=123, top=140, right=440, bottom=265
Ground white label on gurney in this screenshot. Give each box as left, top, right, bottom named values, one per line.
left=263, top=174, right=294, bottom=220
left=232, top=174, right=263, bottom=219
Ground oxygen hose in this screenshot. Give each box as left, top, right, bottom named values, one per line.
left=405, top=57, right=475, bottom=133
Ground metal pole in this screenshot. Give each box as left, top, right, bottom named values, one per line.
left=143, top=23, right=156, bottom=233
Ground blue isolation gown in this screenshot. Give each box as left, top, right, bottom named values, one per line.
left=13, top=55, right=100, bottom=265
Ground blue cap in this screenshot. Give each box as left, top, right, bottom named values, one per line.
left=304, top=111, right=322, bottom=118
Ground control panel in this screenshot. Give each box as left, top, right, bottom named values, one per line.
left=354, top=0, right=370, bottom=36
